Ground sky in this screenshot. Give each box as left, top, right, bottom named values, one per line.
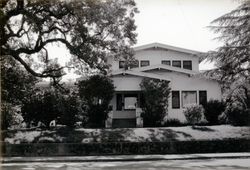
left=57, top=0, right=240, bottom=81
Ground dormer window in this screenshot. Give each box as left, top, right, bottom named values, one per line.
left=162, top=60, right=171, bottom=66
left=119, top=61, right=125, bottom=69
left=140, top=60, right=150, bottom=67
left=183, top=60, right=192, bottom=70
left=172, top=60, right=181, bottom=68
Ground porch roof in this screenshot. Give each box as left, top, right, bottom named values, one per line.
left=131, top=64, right=199, bottom=75
left=110, top=70, right=171, bottom=81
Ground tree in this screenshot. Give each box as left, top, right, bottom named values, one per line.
left=204, top=0, right=250, bottom=110
left=140, top=78, right=170, bottom=127
left=1, top=0, right=138, bottom=83
left=78, top=75, right=114, bottom=128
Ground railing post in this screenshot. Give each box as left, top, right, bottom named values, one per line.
left=136, top=108, right=143, bottom=127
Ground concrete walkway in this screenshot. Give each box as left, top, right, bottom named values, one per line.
left=2, top=152, right=250, bottom=163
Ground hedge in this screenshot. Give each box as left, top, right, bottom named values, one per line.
left=2, top=139, right=250, bottom=157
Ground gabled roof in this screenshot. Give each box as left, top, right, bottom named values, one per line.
left=110, top=70, right=171, bottom=81
left=133, top=42, right=202, bottom=55
left=131, top=64, right=199, bottom=75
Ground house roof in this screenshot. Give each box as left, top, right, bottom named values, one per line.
left=133, top=42, right=202, bottom=55
left=110, top=70, right=171, bottom=81
left=131, top=64, right=199, bottom=75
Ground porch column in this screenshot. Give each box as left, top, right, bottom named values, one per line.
left=105, top=110, right=113, bottom=128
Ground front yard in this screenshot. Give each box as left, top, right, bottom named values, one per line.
left=3, top=125, right=250, bottom=144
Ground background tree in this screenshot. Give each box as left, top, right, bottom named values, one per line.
left=204, top=0, right=250, bottom=115
left=140, top=78, right=170, bottom=127
left=78, top=75, right=114, bottom=128
left=1, top=0, right=138, bottom=83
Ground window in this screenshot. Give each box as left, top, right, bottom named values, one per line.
left=172, top=60, right=181, bottom=68
left=183, top=60, right=192, bottom=70
left=140, top=60, right=150, bottom=67
left=124, top=94, right=137, bottom=110
left=182, top=91, right=197, bottom=107
left=130, top=60, right=139, bottom=68
left=172, top=91, right=180, bottom=109
left=199, top=91, right=207, bottom=106
left=162, top=60, right=171, bottom=65
left=119, top=61, right=125, bottom=69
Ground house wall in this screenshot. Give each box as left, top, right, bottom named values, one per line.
left=108, top=48, right=199, bottom=71
left=110, top=72, right=221, bottom=122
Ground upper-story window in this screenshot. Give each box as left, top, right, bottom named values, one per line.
left=130, top=60, right=139, bottom=68
left=172, top=60, right=181, bottom=68
left=140, top=60, right=150, bottom=67
left=119, top=61, right=125, bottom=69
left=183, top=60, right=192, bottom=70
left=161, top=60, right=171, bottom=66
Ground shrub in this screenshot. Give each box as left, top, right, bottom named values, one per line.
left=224, top=103, right=250, bottom=126
left=78, top=75, right=115, bottom=128
left=184, top=104, right=205, bottom=125
left=203, top=100, right=225, bottom=125
left=22, top=89, right=60, bottom=127
left=140, top=78, right=171, bottom=127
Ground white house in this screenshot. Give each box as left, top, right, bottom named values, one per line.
left=106, top=42, right=222, bottom=128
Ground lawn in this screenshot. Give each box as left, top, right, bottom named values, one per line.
left=3, top=125, right=250, bottom=144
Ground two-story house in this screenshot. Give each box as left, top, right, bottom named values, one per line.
left=106, top=42, right=222, bottom=128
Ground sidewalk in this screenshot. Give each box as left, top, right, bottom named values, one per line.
left=2, top=152, right=250, bottom=163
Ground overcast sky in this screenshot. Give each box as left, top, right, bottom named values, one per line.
left=59, top=0, right=240, bottom=81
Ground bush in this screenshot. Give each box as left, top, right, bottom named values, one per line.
left=203, top=100, right=225, bottom=125
left=184, top=104, right=205, bottom=125
left=78, top=75, right=115, bottom=128
left=224, top=103, right=250, bottom=126
left=140, top=78, right=170, bottom=127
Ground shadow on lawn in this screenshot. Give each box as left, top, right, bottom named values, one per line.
left=191, top=126, right=215, bottom=132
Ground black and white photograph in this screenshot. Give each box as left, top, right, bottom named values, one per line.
left=1, top=0, right=250, bottom=169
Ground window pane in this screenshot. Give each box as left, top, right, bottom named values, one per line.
left=183, top=60, right=192, bottom=70
left=119, top=61, right=125, bottom=69
left=182, top=91, right=197, bottom=107
left=172, top=60, right=181, bottom=68
left=140, top=60, right=150, bottom=67
left=124, top=97, right=137, bottom=110
left=172, top=91, right=180, bottom=109
left=199, top=91, right=207, bottom=106
left=162, top=60, right=171, bottom=65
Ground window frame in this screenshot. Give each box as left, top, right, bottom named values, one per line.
left=183, top=60, right=192, bottom=70
left=172, top=60, right=181, bottom=68
left=172, top=91, right=180, bottom=109
left=181, top=91, right=197, bottom=108
left=161, top=60, right=171, bottom=66
left=140, top=60, right=150, bottom=67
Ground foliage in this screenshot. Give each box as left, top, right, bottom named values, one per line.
left=223, top=101, right=250, bottom=126
left=1, top=102, right=24, bottom=130
left=21, top=89, right=60, bottom=127
left=184, top=104, right=205, bottom=125
left=204, top=1, right=250, bottom=110
left=78, top=75, right=115, bottom=128
left=1, top=56, right=37, bottom=105
left=140, top=78, right=170, bottom=127
left=0, top=0, right=138, bottom=82
left=203, top=99, right=226, bottom=125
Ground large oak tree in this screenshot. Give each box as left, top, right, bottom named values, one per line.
left=1, top=0, right=138, bottom=82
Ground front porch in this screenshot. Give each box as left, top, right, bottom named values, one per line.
left=106, top=91, right=144, bottom=128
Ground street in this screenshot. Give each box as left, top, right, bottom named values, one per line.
left=2, top=158, right=250, bottom=170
